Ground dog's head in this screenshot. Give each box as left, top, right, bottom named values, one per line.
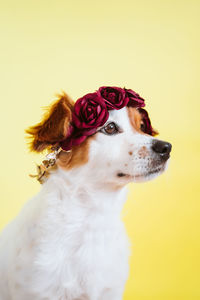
left=26, top=89, right=171, bottom=187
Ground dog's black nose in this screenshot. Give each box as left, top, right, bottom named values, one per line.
left=152, top=140, right=172, bottom=160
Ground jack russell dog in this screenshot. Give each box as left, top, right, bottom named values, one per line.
left=0, top=86, right=172, bottom=300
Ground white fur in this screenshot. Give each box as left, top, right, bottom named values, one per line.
left=0, top=108, right=168, bottom=300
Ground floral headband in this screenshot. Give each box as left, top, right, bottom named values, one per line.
left=60, top=86, right=156, bottom=151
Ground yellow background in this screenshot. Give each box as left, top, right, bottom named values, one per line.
left=0, top=1, right=200, bottom=299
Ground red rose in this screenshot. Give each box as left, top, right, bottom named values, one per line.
left=73, top=92, right=109, bottom=135
left=60, top=93, right=109, bottom=151
left=125, top=88, right=145, bottom=108
left=98, top=86, right=129, bottom=110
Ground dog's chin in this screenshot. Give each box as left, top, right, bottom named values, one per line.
left=132, top=167, right=165, bottom=183
left=128, top=160, right=169, bottom=183
left=116, top=159, right=170, bottom=184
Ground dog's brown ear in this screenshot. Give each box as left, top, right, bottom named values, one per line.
left=26, top=92, right=74, bottom=152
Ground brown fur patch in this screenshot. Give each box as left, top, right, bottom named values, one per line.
left=26, top=92, right=74, bottom=152
left=127, top=107, right=143, bottom=133
left=57, top=136, right=94, bottom=170
left=138, top=146, right=149, bottom=158
left=128, top=106, right=158, bottom=136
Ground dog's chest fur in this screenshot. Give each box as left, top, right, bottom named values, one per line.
left=0, top=171, right=130, bottom=300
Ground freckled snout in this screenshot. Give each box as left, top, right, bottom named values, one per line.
left=152, top=140, right=172, bottom=161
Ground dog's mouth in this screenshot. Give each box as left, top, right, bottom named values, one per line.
left=139, top=165, right=165, bottom=178
left=117, top=164, right=166, bottom=180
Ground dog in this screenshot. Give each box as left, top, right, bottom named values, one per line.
left=0, top=87, right=171, bottom=300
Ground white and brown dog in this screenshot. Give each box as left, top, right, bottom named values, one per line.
left=0, top=88, right=171, bottom=300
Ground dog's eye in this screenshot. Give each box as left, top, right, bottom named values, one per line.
left=101, top=122, right=119, bottom=135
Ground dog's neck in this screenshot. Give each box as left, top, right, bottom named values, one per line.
left=41, top=166, right=128, bottom=216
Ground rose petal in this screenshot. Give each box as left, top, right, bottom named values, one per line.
left=95, top=109, right=108, bottom=124
left=125, top=88, right=145, bottom=108
left=87, top=113, right=94, bottom=121
left=72, top=135, right=87, bottom=146
left=72, top=113, right=82, bottom=128
left=96, top=104, right=101, bottom=114
left=81, top=128, right=97, bottom=136
left=88, top=118, right=96, bottom=125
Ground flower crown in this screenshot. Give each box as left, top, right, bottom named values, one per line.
left=60, top=86, right=156, bottom=151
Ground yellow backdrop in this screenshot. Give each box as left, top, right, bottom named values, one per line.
left=0, top=1, right=200, bottom=299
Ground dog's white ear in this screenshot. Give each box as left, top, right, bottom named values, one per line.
left=26, top=93, right=74, bottom=152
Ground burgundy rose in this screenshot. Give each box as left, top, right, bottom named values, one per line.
left=73, top=92, right=109, bottom=134
left=60, top=93, right=109, bottom=151
left=98, top=86, right=129, bottom=110
left=138, top=108, right=158, bottom=136
left=125, top=88, right=145, bottom=108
